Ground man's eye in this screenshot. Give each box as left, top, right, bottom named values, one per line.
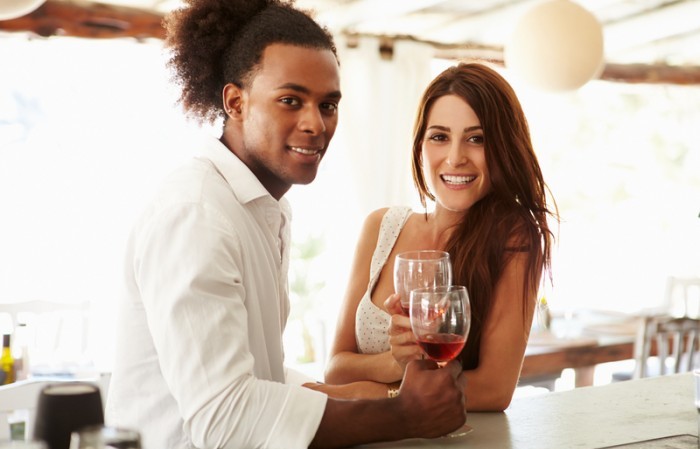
left=280, top=97, right=300, bottom=106
left=322, top=102, right=338, bottom=113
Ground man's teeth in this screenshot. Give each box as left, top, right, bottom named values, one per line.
left=442, top=175, right=476, bottom=184
left=289, top=146, right=320, bottom=155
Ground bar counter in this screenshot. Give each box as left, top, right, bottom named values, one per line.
left=358, top=372, right=697, bottom=449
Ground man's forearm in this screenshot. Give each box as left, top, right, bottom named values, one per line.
left=309, top=360, right=468, bottom=447
left=310, top=396, right=407, bottom=448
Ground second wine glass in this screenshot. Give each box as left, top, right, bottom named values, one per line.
left=409, top=285, right=471, bottom=366
left=410, top=285, right=473, bottom=438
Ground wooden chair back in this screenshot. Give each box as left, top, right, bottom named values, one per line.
left=633, top=315, right=700, bottom=378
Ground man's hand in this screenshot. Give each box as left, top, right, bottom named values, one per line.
left=310, top=359, right=467, bottom=448
left=396, top=359, right=467, bottom=438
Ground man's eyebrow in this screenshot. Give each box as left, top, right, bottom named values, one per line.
left=276, top=83, right=342, bottom=99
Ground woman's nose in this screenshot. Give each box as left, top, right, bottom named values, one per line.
left=446, top=143, right=467, bottom=167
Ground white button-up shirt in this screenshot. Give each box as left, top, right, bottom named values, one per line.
left=105, top=137, right=327, bottom=449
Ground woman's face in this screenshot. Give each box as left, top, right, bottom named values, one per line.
left=421, top=94, right=491, bottom=212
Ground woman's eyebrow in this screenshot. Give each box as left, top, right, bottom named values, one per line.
left=426, top=125, right=482, bottom=132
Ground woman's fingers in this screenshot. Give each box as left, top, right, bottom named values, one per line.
left=384, top=292, right=404, bottom=315
left=388, top=330, right=415, bottom=346
left=388, top=313, right=411, bottom=335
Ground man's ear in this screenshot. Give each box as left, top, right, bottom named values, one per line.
left=222, top=83, right=244, bottom=119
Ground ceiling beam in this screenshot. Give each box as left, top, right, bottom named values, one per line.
left=433, top=47, right=700, bottom=85
left=600, top=62, right=700, bottom=85
left=2, top=0, right=700, bottom=85
left=0, top=0, right=164, bottom=39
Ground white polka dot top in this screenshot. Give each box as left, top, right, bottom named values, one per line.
left=355, top=206, right=412, bottom=354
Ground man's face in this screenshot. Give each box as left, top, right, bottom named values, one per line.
left=230, top=43, right=341, bottom=200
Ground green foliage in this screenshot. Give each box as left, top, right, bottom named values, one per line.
left=288, top=233, right=326, bottom=327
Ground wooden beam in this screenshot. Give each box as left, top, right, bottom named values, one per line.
left=2, top=1, right=700, bottom=85
left=433, top=45, right=700, bottom=86
left=0, top=0, right=165, bottom=40
left=600, top=63, right=700, bottom=85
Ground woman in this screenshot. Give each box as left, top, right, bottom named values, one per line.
left=325, top=62, right=557, bottom=411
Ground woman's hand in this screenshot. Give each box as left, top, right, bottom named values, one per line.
left=385, top=293, right=423, bottom=371
left=303, top=381, right=389, bottom=400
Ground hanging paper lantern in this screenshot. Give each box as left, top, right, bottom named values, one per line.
left=504, top=0, right=605, bottom=91
left=0, top=0, right=46, bottom=21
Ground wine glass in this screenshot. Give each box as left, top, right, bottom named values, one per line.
left=410, top=285, right=473, bottom=438
left=409, top=285, right=470, bottom=367
left=394, top=250, right=452, bottom=315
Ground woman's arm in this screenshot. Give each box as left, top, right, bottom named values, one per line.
left=303, top=379, right=390, bottom=399
left=461, top=249, right=536, bottom=411
left=324, top=208, right=404, bottom=385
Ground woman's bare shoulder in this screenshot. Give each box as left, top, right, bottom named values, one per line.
left=355, top=207, right=392, bottom=245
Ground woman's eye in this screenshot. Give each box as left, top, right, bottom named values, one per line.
left=427, top=133, right=448, bottom=142
left=468, top=134, right=485, bottom=144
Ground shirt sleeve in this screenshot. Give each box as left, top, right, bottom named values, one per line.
left=133, top=200, right=327, bottom=449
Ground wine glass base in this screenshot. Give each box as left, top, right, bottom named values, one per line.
left=441, top=424, right=474, bottom=438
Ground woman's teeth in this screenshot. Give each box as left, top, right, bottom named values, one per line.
left=441, top=174, right=476, bottom=184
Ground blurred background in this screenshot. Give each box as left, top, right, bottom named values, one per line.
left=1, top=0, right=699, bottom=383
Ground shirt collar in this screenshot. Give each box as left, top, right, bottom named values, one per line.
left=200, top=136, right=288, bottom=209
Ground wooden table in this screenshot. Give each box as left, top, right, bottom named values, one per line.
left=521, top=334, right=635, bottom=387
left=358, top=372, right=698, bottom=448
left=520, top=317, right=641, bottom=387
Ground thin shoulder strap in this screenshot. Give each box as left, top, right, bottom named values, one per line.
left=368, top=206, right=412, bottom=286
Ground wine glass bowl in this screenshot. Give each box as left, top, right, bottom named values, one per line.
left=409, top=285, right=471, bottom=365
left=394, top=250, right=452, bottom=314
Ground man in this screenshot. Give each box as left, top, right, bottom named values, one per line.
left=105, top=1, right=466, bottom=448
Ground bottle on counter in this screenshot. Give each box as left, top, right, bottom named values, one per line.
left=1, top=333, right=15, bottom=385
left=536, top=296, right=552, bottom=331
left=13, top=321, right=31, bottom=381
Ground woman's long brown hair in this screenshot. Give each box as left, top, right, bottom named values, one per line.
left=411, top=62, right=558, bottom=369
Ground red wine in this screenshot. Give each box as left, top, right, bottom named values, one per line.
left=417, top=333, right=465, bottom=362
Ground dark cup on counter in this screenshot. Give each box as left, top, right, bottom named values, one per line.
left=33, top=382, right=104, bottom=449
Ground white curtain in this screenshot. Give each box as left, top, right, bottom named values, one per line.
left=333, top=36, right=434, bottom=218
